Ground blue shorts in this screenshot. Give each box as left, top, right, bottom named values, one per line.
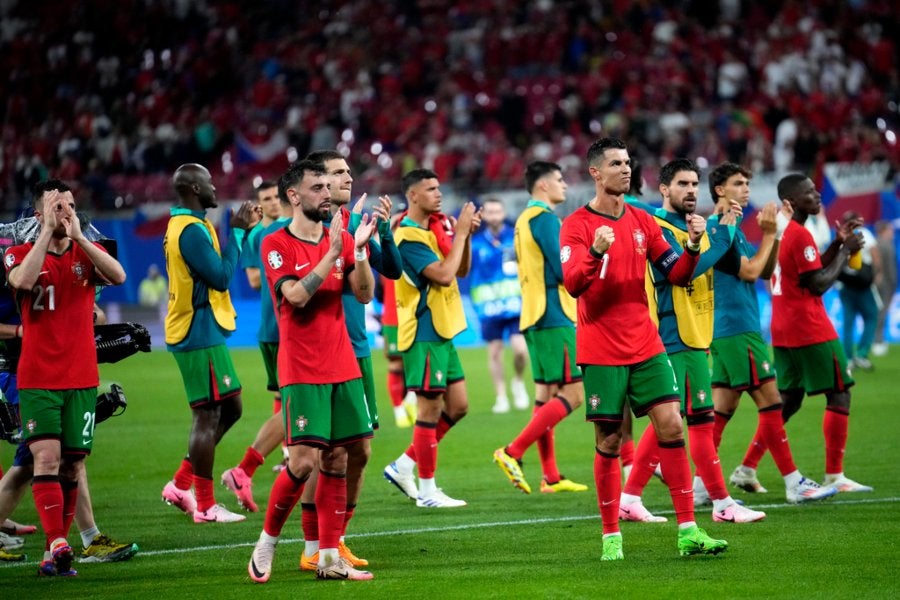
left=480, top=315, right=520, bottom=342
left=0, top=371, right=31, bottom=466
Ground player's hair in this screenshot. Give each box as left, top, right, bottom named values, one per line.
left=32, top=179, right=72, bottom=208
left=402, top=169, right=438, bottom=195
left=255, top=180, right=277, bottom=196
left=305, top=149, right=344, bottom=165
left=525, top=161, right=562, bottom=194
left=708, top=162, right=751, bottom=201
left=278, top=160, right=326, bottom=203
left=659, top=158, right=699, bottom=187
left=777, top=173, right=808, bottom=201
left=629, top=159, right=643, bottom=197
left=586, top=137, right=627, bottom=167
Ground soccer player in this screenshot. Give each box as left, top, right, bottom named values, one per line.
left=492, top=161, right=588, bottom=495
left=5, top=180, right=126, bottom=575
left=469, top=197, right=529, bottom=414
left=744, top=174, right=872, bottom=494
left=836, top=210, right=881, bottom=371
left=295, top=149, right=401, bottom=572
left=382, top=169, right=481, bottom=508
left=248, top=160, right=376, bottom=582
left=221, top=180, right=289, bottom=513
left=160, top=163, right=257, bottom=524
left=617, top=158, right=764, bottom=524
left=708, top=163, right=837, bottom=503
left=559, top=138, right=727, bottom=560
left=381, top=272, right=417, bottom=427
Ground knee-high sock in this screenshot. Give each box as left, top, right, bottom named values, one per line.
left=507, top=396, right=570, bottom=472
left=687, top=421, right=727, bottom=501
left=342, top=504, right=356, bottom=538
left=824, top=408, right=849, bottom=475
left=60, top=478, right=78, bottom=538
left=594, top=450, right=621, bottom=535
left=623, top=426, right=659, bottom=496
left=713, top=411, right=732, bottom=450
left=316, top=471, right=347, bottom=550
left=262, top=468, right=306, bottom=537
left=741, top=431, right=767, bottom=469
left=33, top=475, right=65, bottom=547
left=193, top=476, right=214, bottom=513
left=388, top=370, right=405, bottom=407
left=658, top=440, right=695, bottom=525
left=239, top=447, right=265, bottom=477
left=173, top=458, right=193, bottom=490
left=405, top=412, right=455, bottom=462
left=756, top=405, right=796, bottom=475
left=619, top=438, right=635, bottom=469
left=300, top=502, right=318, bottom=543
left=412, top=421, right=438, bottom=478
left=534, top=401, right=559, bottom=483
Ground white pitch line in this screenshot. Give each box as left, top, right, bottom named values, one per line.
left=3, top=495, right=898, bottom=567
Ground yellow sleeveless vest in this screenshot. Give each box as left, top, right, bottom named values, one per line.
left=164, top=214, right=236, bottom=344
left=514, top=205, right=576, bottom=330
left=646, top=218, right=713, bottom=348
left=394, top=224, right=467, bottom=351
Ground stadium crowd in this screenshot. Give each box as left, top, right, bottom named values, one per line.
left=1, top=0, right=898, bottom=211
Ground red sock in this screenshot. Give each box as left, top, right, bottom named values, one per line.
left=507, top=396, right=569, bottom=460
left=533, top=403, right=558, bottom=483
left=658, top=441, right=694, bottom=525
left=713, top=411, right=732, bottom=450
left=239, top=447, right=265, bottom=477
left=0, top=463, right=4, bottom=478
left=173, top=458, right=193, bottom=490
left=300, top=502, right=318, bottom=543
left=406, top=413, right=455, bottom=462
left=193, top=476, right=214, bottom=513
left=413, top=422, right=438, bottom=478
left=263, top=469, right=306, bottom=537
left=388, top=370, right=405, bottom=407
left=623, top=425, right=659, bottom=496
left=32, top=476, right=65, bottom=546
left=687, top=421, right=727, bottom=501
left=316, top=471, right=347, bottom=550
left=272, top=397, right=282, bottom=415
left=757, top=406, right=796, bottom=475
left=742, top=431, right=767, bottom=469
left=60, top=478, right=78, bottom=538
left=594, top=450, right=621, bottom=535
left=823, top=408, right=849, bottom=474
left=619, top=439, right=635, bottom=469
left=342, top=504, right=356, bottom=537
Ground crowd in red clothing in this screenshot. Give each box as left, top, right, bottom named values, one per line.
left=0, top=0, right=897, bottom=211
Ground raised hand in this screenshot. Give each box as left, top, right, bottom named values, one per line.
left=231, top=201, right=260, bottom=230
left=756, top=202, right=777, bottom=233
left=593, top=225, right=615, bottom=254
left=351, top=193, right=368, bottom=215
left=455, top=202, right=476, bottom=236
left=469, top=206, right=483, bottom=233
left=372, top=195, right=392, bottom=223
left=354, top=213, right=376, bottom=249
left=328, top=208, right=344, bottom=258
left=686, top=213, right=706, bottom=243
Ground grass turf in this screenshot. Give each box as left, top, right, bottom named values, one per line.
left=2, top=346, right=898, bottom=598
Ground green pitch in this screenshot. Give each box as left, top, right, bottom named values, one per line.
left=2, top=346, right=898, bottom=598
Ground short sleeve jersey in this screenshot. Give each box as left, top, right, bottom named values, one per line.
left=560, top=204, right=679, bottom=366
left=4, top=241, right=103, bottom=389
left=262, top=227, right=360, bottom=385
left=770, top=220, right=838, bottom=347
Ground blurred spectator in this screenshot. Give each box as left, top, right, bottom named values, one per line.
left=837, top=211, right=880, bottom=370
left=872, top=220, right=897, bottom=356
left=138, top=263, right=168, bottom=323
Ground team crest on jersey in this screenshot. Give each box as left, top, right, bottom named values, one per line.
left=560, top=246, right=572, bottom=264
left=334, top=257, right=344, bottom=279
left=633, top=230, right=647, bottom=254
left=223, top=374, right=232, bottom=387
left=267, top=250, right=283, bottom=269
left=698, top=389, right=706, bottom=402
left=803, top=245, right=817, bottom=262
left=762, top=361, right=771, bottom=373
left=26, top=418, right=36, bottom=433
left=589, top=394, right=600, bottom=410
left=296, top=415, right=308, bottom=431
left=71, top=261, right=86, bottom=280
left=4, top=253, right=14, bottom=268
left=435, top=370, right=444, bottom=383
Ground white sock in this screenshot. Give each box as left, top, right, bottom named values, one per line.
left=783, top=470, right=802, bottom=488
left=80, top=526, right=100, bottom=548
left=395, top=453, right=416, bottom=473
left=259, top=531, right=279, bottom=546
left=304, top=540, right=319, bottom=555
left=620, top=493, right=642, bottom=506
left=419, top=477, right=437, bottom=496
left=712, top=497, right=735, bottom=513
left=319, top=548, right=339, bottom=566
left=693, top=476, right=705, bottom=491
left=678, top=521, right=697, bottom=530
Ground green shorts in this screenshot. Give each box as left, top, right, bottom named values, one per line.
left=358, top=355, right=379, bottom=430
left=669, top=350, right=714, bottom=421
left=172, top=345, right=242, bottom=408
left=383, top=325, right=401, bottom=359
left=774, top=340, right=854, bottom=395
left=281, top=379, right=374, bottom=447
left=402, top=339, right=464, bottom=394
left=583, top=353, right=680, bottom=422
left=524, top=326, right=583, bottom=385
left=259, top=342, right=279, bottom=392
left=19, top=388, right=98, bottom=455
left=710, top=332, right=776, bottom=391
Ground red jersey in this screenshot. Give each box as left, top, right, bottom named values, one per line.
left=769, top=220, right=838, bottom=347
left=261, top=227, right=361, bottom=385
left=381, top=275, right=397, bottom=327
left=560, top=204, right=698, bottom=366
left=4, top=241, right=104, bottom=389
